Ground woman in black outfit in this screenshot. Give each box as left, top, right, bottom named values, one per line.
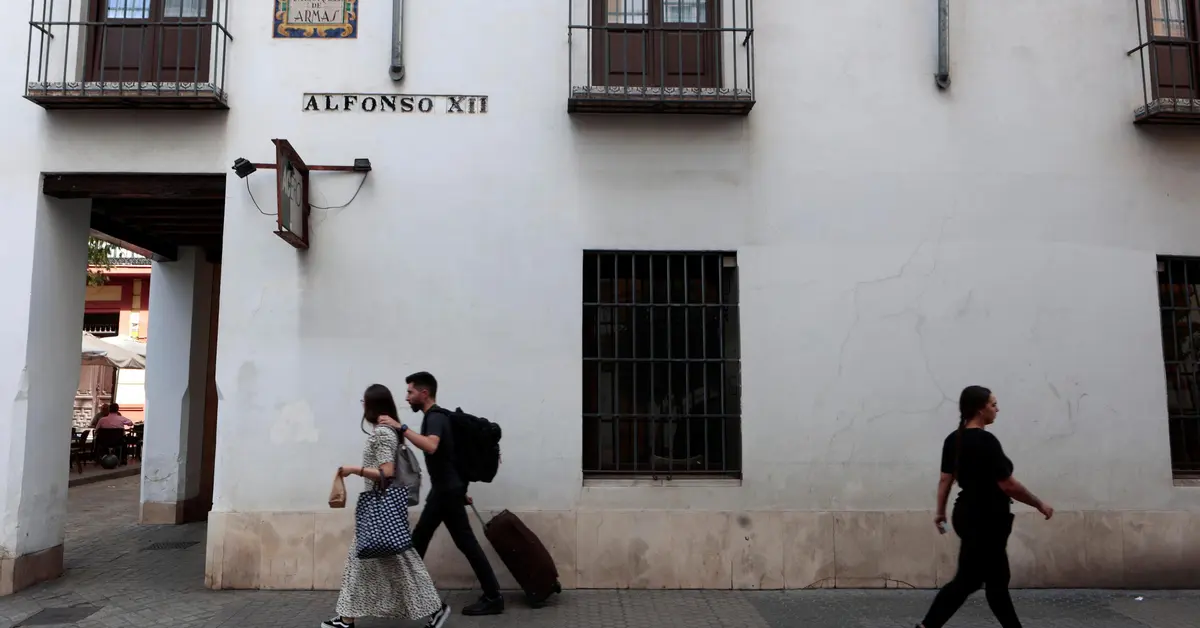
left=916, top=386, right=1054, bottom=628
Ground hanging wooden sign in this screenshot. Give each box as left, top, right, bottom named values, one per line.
left=273, top=140, right=311, bottom=249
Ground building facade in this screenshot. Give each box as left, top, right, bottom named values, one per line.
left=76, top=254, right=151, bottom=428
left=3, top=0, right=1200, bottom=595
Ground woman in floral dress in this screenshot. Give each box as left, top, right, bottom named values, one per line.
left=323, top=384, right=450, bottom=628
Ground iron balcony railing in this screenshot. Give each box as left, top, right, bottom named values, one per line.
left=568, top=0, right=755, bottom=114
left=1129, top=0, right=1200, bottom=123
left=108, top=254, right=152, bottom=266
left=25, top=0, right=232, bottom=108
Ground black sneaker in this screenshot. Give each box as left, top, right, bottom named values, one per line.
left=461, top=594, right=504, bottom=616
left=320, top=618, right=353, bottom=628
left=425, top=602, right=451, bottom=628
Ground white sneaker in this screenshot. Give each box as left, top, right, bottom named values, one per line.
left=426, top=602, right=451, bottom=628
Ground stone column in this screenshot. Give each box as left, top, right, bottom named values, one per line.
left=140, top=248, right=215, bottom=524
left=0, top=193, right=91, bottom=595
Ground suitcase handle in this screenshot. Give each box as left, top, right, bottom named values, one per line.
left=469, top=501, right=487, bottom=529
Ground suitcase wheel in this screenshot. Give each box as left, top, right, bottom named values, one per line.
left=525, top=582, right=562, bottom=609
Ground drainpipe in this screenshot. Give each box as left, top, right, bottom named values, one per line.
left=935, top=0, right=951, bottom=89
left=390, top=0, right=405, bottom=81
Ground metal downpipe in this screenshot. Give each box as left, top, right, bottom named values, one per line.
left=936, top=0, right=951, bottom=89
left=390, top=0, right=405, bottom=81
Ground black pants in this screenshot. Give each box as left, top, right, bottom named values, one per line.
left=412, top=489, right=500, bottom=598
left=921, top=511, right=1022, bottom=628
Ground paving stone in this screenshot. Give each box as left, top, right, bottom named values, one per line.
left=0, top=476, right=1198, bottom=628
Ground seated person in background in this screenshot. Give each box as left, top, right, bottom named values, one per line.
left=89, top=403, right=110, bottom=429
left=94, top=403, right=134, bottom=430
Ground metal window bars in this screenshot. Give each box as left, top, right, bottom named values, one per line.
left=582, top=251, right=742, bottom=479
left=25, top=0, right=232, bottom=109
left=1157, top=256, right=1200, bottom=477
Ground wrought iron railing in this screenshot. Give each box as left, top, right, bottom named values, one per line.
left=108, top=254, right=152, bottom=266
left=582, top=251, right=742, bottom=478
left=568, top=0, right=754, bottom=113
left=1129, top=0, right=1200, bottom=122
left=25, top=0, right=232, bottom=107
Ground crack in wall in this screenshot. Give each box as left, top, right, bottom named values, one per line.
left=824, top=218, right=953, bottom=464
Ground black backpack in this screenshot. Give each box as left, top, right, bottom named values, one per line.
left=436, top=407, right=502, bottom=484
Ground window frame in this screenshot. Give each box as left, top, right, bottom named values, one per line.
left=86, top=0, right=215, bottom=84
left=1156, top=255, right=1200, bottom=479
left=1148, top=0, right=1191, bottom=40
left=581, top=250, right=742, bottom=480
left=589, top=0, right=722, bottom=91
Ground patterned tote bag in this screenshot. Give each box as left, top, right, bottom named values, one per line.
left=354, top=483, right=414, bottom=559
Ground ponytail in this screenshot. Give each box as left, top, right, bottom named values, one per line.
left=953, top=416, right=966, bottom=482
left=954, top=385, right=992, bottom=482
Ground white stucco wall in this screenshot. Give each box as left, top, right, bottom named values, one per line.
left=4, top=0, right=1200, bottom=535
left=0, top=194, right=91, bottom=558
left=142, top=250, right=214, bottom=508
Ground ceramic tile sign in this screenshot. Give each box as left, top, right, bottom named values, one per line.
left=274, top=1, right=357, bottom=39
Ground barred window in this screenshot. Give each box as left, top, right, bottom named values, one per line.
left=582, top=251, right=741, bottom=478
left=1157, top=256, right=1200, bottom=478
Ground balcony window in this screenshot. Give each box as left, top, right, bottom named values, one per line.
left=1131, top=0, right=1200, bottom=123
left=107, top=0, right=150, bottom=19
left=25, top=0, right=231, bottom=110
left=1150, top=0, right=1188, bottom=37
left=569, top=0, right=755, bottom=115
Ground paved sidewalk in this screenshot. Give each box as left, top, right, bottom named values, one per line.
left=66, top=461, right=140, bottom=488
left=0, top=476, right=1197, bottom=627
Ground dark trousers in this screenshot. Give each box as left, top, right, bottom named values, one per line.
left=412, top=489, right=500, bottom=598
left=921, top=511, right=1022, bottom=628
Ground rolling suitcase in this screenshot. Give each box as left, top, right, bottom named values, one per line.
left=470, top=504, right=562, bottom=608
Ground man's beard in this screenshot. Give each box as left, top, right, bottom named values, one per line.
left=409, top=403, right=421, bottom=413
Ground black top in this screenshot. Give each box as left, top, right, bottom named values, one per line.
left=940, top=427, right=1014, bottom=516
left=421, top=405, right=464, bottom=494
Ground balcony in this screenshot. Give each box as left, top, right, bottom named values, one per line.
left=25, top=0, right=231, bottom=110
left=1130, top=0, right=1200, bottom=124
left=568, top=0, right=755, bottom=115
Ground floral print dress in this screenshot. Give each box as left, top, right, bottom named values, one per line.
left=335, top=426, right=442, bottom=620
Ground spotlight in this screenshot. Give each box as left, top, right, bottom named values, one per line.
left=353, top=158, right=372, bottom=173
left=232, top=158, right=257, bottom=179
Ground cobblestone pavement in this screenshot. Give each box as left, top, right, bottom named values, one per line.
left=1, top=476, right=1198, bottom=627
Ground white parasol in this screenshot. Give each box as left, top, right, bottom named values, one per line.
left=82, top=332, right=146, bottom=369
left=100, top=335, right=147, bottom=360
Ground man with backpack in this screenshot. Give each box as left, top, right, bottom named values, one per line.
left=378, top=371, right=504, bottom=616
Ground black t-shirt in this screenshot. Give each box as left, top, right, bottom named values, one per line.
left=421, top=406, right=464, bottom=494
left=940, top=427, right=1014, bottom=516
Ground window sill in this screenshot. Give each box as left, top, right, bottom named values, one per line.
left=583, top=476, right=742, bottom=488
left=1173, top=477, right=1200, bottom=488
